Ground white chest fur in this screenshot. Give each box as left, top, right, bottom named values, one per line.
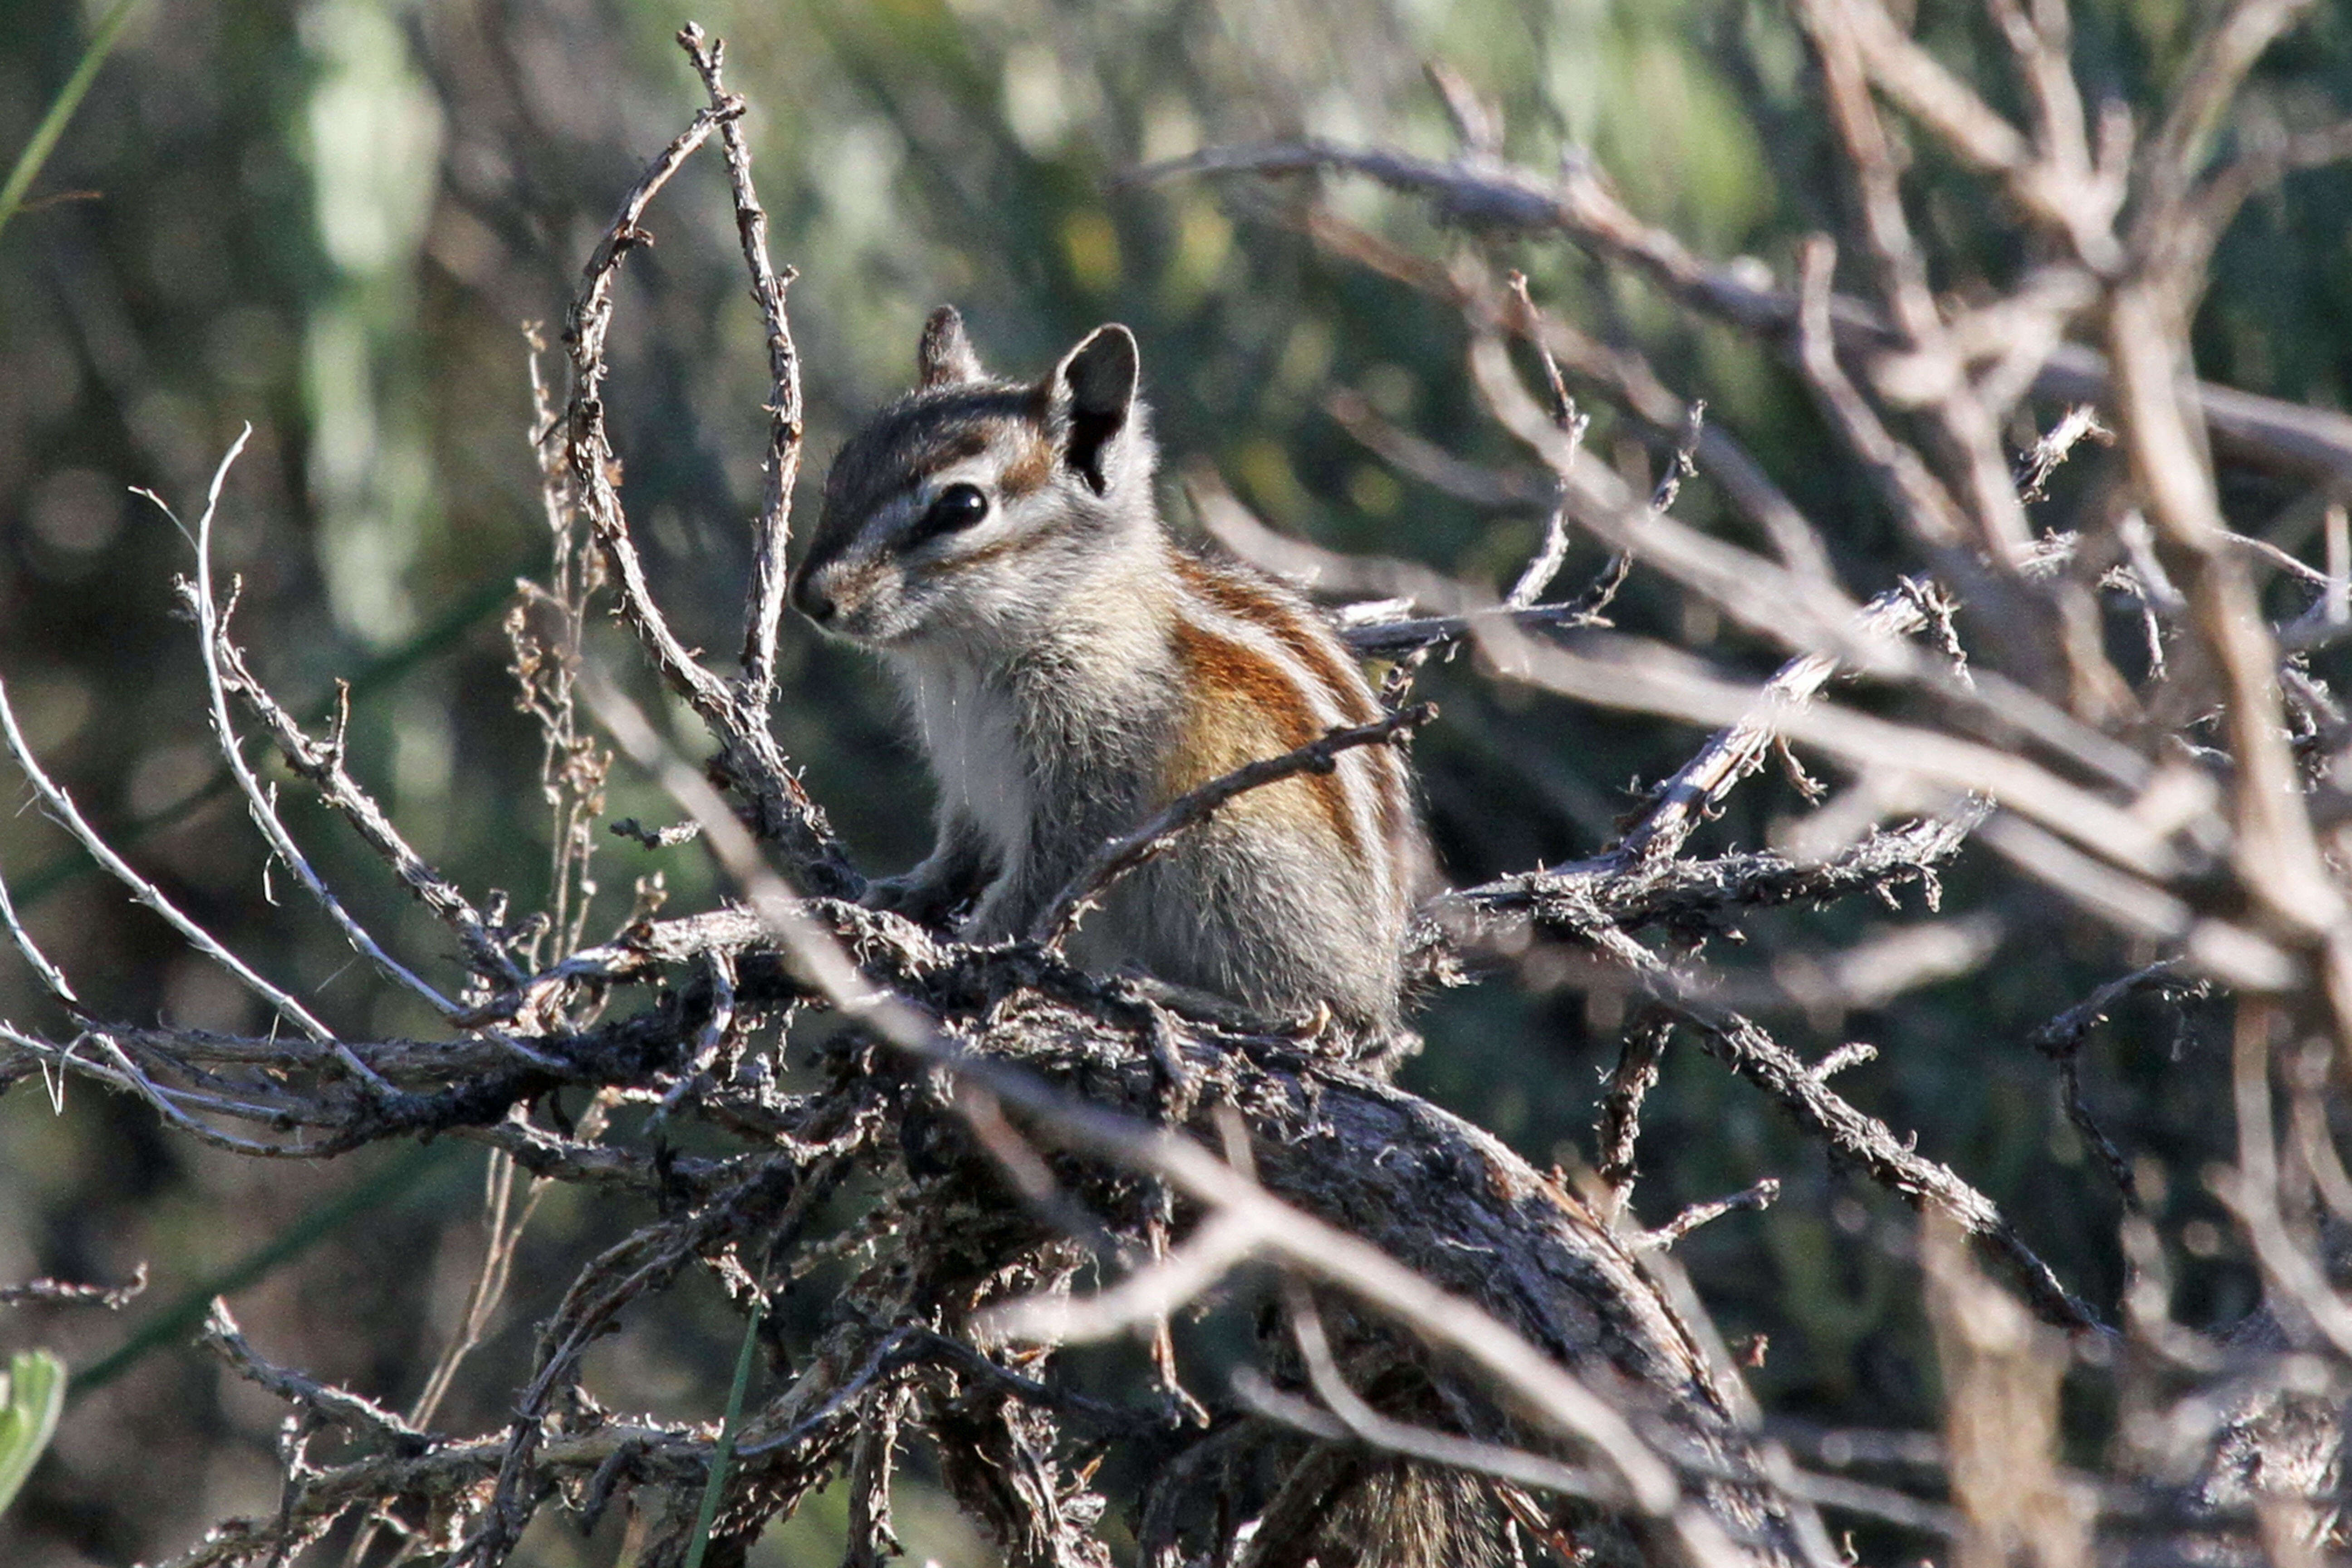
left=891, top=652, right=1034, bottom=872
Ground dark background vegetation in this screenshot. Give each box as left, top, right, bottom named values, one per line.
left=0, top=0, right=2347, bottom=1561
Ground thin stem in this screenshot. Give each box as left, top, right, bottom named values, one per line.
left=683, top=1285, right=767, bottom=1568
left=0, top=0, right=146, bottom=240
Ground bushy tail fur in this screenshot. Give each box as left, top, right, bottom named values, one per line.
left=1244, top=1451, right=1516, bottom=1568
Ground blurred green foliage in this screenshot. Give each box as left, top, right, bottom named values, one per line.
left=0, top=0, right=2347, bottom=1562
left=0, top=1350, right=66, bottom=1516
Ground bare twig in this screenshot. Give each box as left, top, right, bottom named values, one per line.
left=216, top=655, right=524, bottom=995
left=0, top=1266, right=147, bottom=1309
left=1030, top=703, right=1438, bottom=951
left=676, top=25, right=804, bottom=715
left=1637, top=1180, right=1782, bottom=1253
left=1684, top=998, right=2100, bottom=1330
left=1502, top=271, right=1592, bottom=611
left=2021, top=406, right=2116, bottom=503
left=1596, top=1011, right=1671, bottom=1212
left=0, top=674, right=339, bottom=1050
left=1128, top=137, right=2352, bottom=487
left=203, top=1298, right=431, bottom=1449
left=557, top=36, right=856, bottom=896
left=610, top=817, right=702, bottom=849
left=176, top=429, right=459, bottom=1034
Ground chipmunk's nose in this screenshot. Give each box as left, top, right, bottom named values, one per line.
left=792, top=570, right=836, bottom=625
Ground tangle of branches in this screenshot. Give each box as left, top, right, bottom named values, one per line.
left=6, top=7, right=2352, bottom=1567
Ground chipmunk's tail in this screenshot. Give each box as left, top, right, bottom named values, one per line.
left=1244, top=1455, right=1520, bottom=1568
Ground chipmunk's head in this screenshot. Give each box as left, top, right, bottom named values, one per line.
left=792, top=308, right=1159, bottom=649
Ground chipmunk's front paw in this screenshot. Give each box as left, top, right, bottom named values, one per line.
left=1283, top=1003, right=1423, bottom=1075
left=859, top=872, right=966, bottom=930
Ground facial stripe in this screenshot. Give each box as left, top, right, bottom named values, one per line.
left=998, top=436, right=1055, bottom=497
left=813, top=387, right=1047, bottom=567
left=934, top=526, right=1049, bottom=574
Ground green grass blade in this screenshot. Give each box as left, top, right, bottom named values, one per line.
left=682, top=1293, right=767, bottom=1568
left=13, top=564, right=530, bottom=912
left=0, top=0, right=148, bottom=243
left=0, top=1349, right=67, bottom=1513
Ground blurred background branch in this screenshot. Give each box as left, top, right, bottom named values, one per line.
left=4, top=0, right=2352, bottom=1564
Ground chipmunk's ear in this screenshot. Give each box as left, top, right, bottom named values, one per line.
left=1048, top=323, right=1138, bottom=495
left=917, top=306, right=985, bottom=389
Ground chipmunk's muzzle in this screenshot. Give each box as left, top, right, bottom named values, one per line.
left=792, top=555, right=910, bottom=644
left=791, top=568, right=838, bottom=627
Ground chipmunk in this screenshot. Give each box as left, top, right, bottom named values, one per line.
left=790, top=308, right=1426, bottom=1052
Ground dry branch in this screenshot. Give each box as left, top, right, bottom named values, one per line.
left=0, top=1268, right=146, bottom=1309
left=555, top=53, right=856, bottom=898
left=10, top=9, right=2352, bottom=1567
left=1127, top=137, right=2352, bottom=487
left=1032, top=701, right=1437, bottom=951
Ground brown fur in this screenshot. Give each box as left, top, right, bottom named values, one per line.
left=803, top=313, right=1461, bottom=1568
left=797, top=315, right=1426, bottom=1055
left=996, top=434, right=1055, bottom=497
left=1173, top=553, right=1381, bottom=727
left=1168, top=616, right=1363, bottom=858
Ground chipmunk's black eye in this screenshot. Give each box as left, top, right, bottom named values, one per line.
left=919, top=482, right=990, bottom=537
